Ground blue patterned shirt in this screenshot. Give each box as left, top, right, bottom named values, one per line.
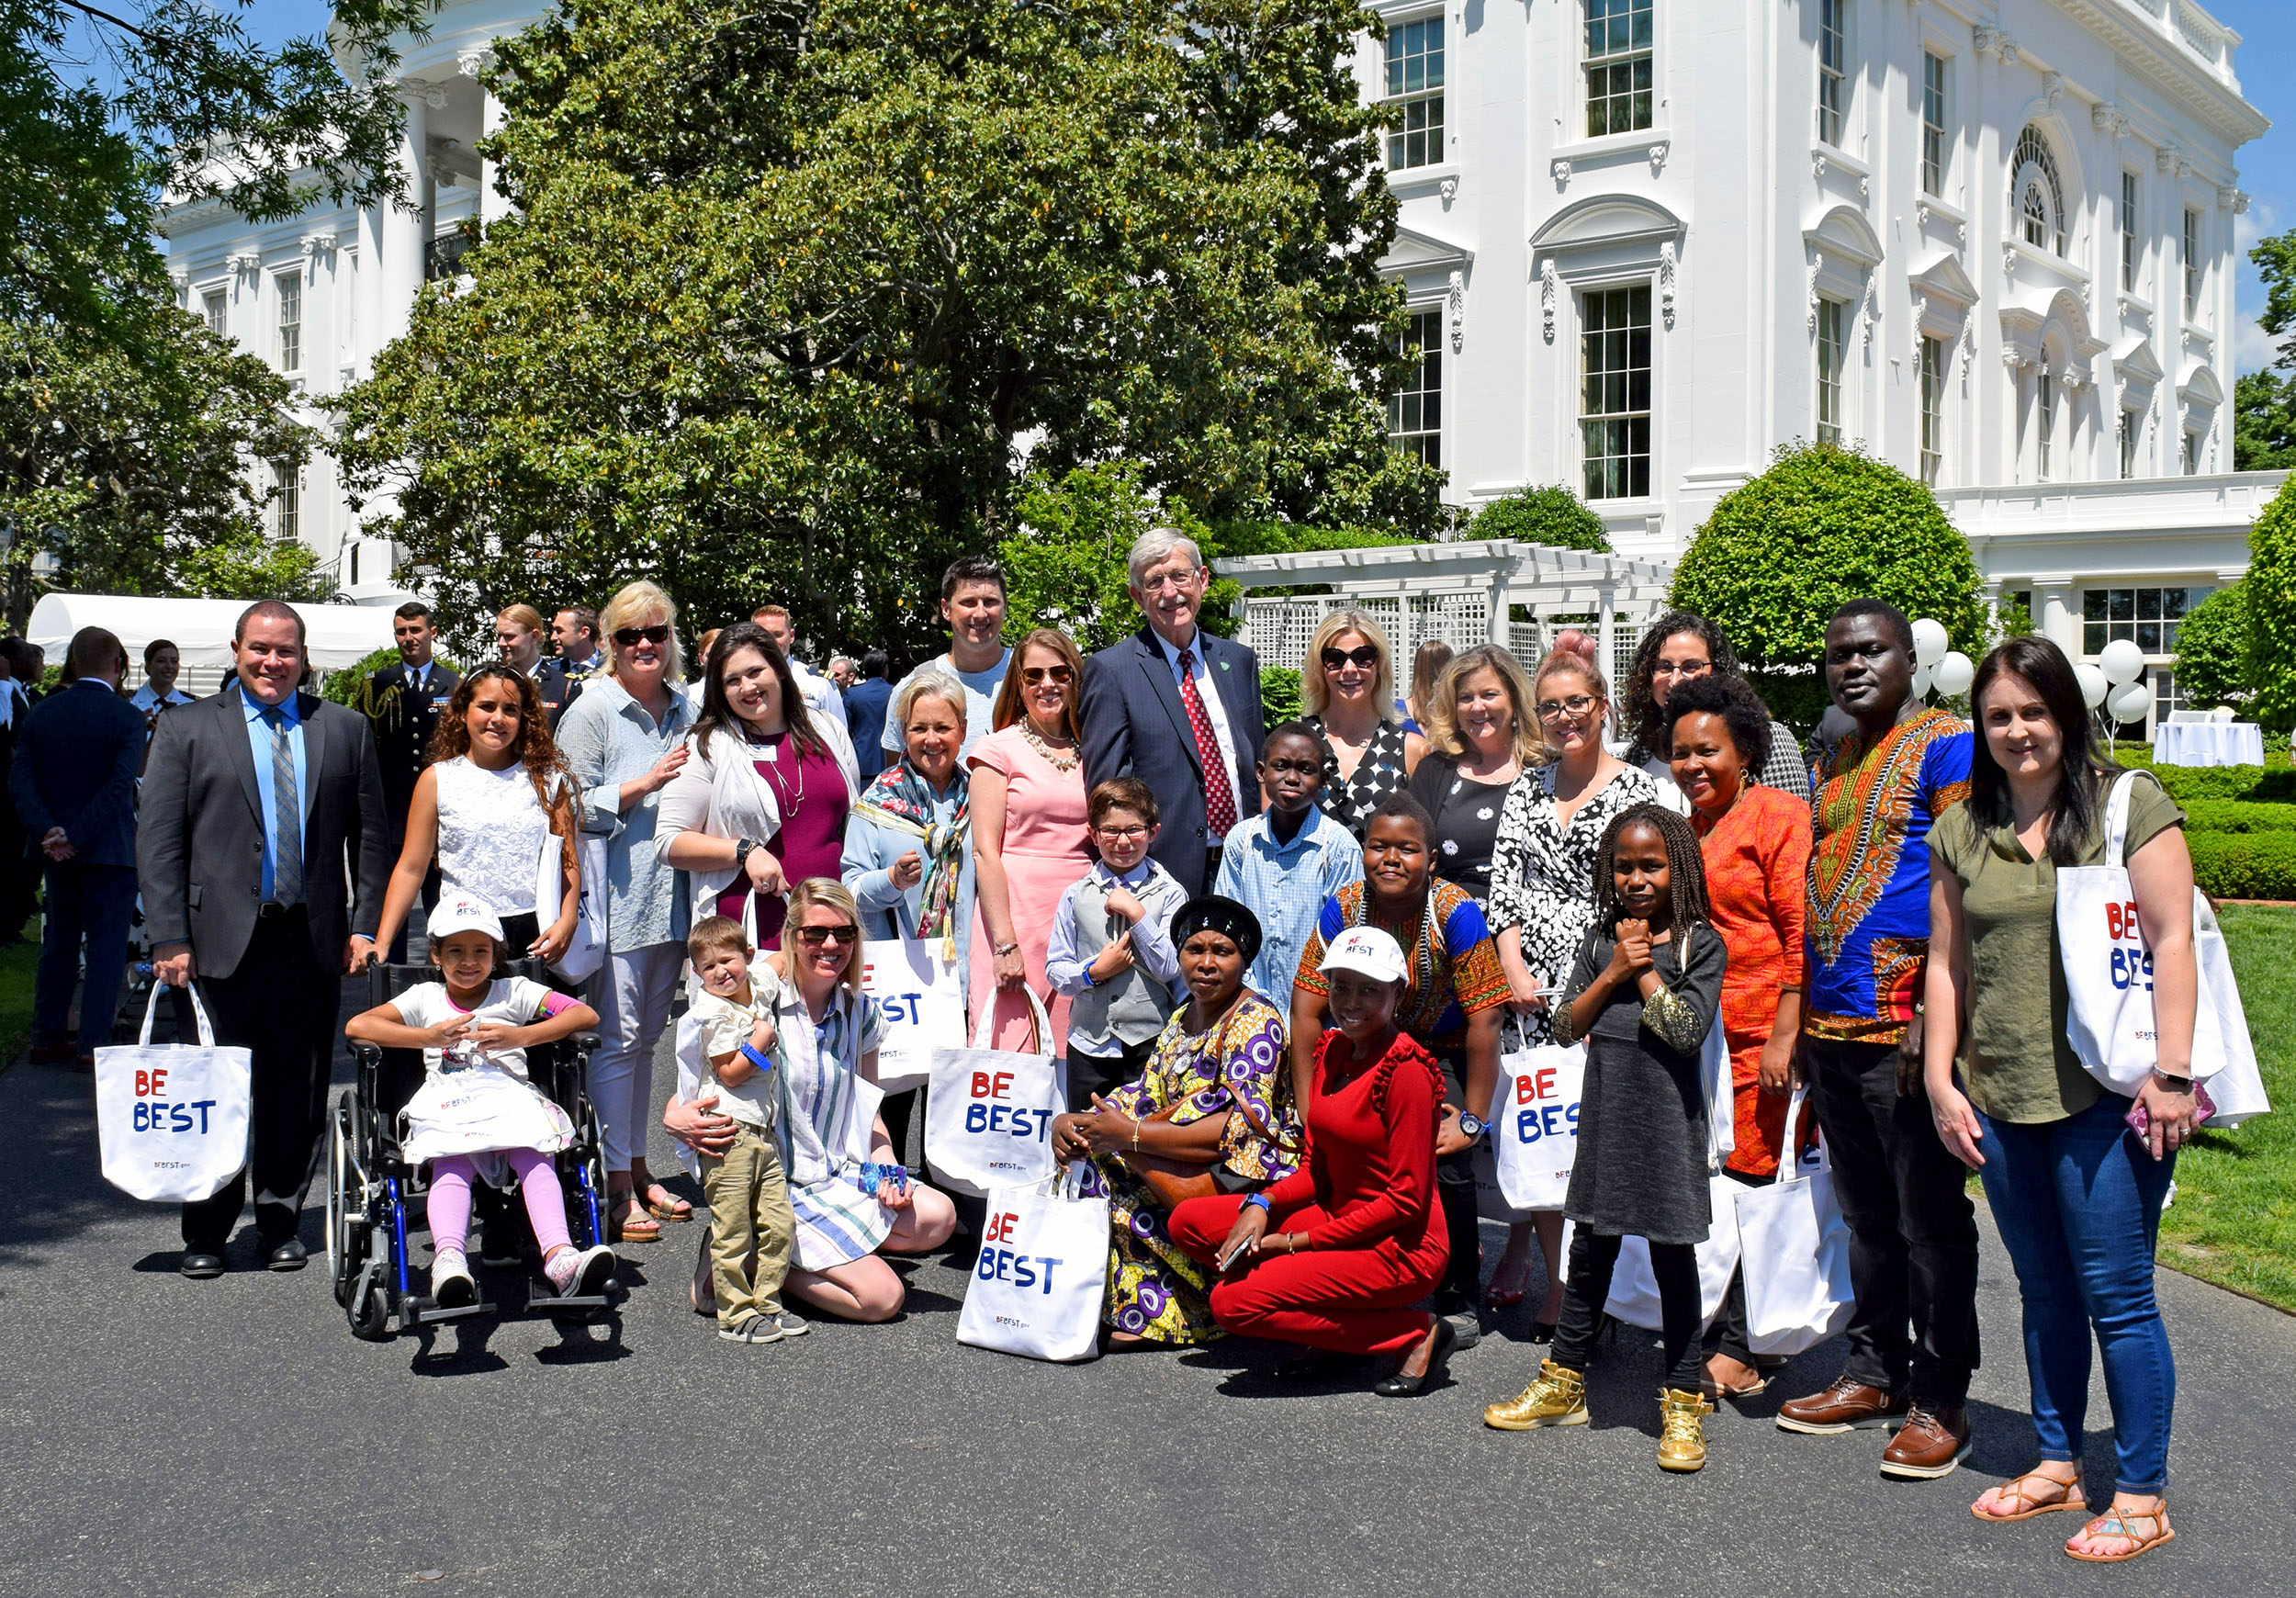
left=1214, top=805, right=1364, bottom=1007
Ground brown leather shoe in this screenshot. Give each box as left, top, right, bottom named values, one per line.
left=1776, top=1374, right=1912, bottom=1435
left=1881, top=1403, right=1973, bottom=1479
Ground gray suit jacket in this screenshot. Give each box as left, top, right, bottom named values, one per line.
left=138, top=681, right=390, bottom=980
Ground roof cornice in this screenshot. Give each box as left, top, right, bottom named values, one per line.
left=2046, top=0, right=2269, bottom=148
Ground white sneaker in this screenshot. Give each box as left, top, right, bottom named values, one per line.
left=431, top=1249, right=477, bottom=1308
left=545, top=1244, right=617, bottom=1297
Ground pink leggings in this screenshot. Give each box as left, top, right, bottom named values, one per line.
left=426, top=1150, right=572, bottom=1257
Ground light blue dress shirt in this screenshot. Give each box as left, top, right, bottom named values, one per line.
left=1043, top=857, right=1187, bottom=1015
left=241, top=686, right=309, bottom=904
left=554, top=674, right=694, bottom=952
left=1214, top=805, right=1364, bottom=1006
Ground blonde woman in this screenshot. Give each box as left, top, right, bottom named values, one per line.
left=555, top=580, right=696, bottom=1241
left=1405, top=643, right=1547, bottom=897
left=1300, top=608, right=1427, bottom=840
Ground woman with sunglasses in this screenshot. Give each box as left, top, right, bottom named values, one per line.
left=371, top=665, right=580, bottom=966
left=659, top=621, right=861, bottom=953
left=968, top=627, right=1095, bottom=1052
left=1482, top=637, right=1659, bottom=1325
left=1619, top=611, right=1811, bottom=811
left=1300, top=609, right=1426, bottom=841
left=556, top=580, right=695, bottom=1242
left=666, top=879, right=958, bottom=1322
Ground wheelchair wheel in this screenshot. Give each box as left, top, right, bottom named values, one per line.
left=326, top=1101, right=364, bottom=1310
left=346, top=1262, right=391, bottom=1342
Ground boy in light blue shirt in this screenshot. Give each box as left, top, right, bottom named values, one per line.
left=1215, top=721, right=1363, bottom=1006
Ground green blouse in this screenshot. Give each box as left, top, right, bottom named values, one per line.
left=1927, top=775, right=2186, bottom=1123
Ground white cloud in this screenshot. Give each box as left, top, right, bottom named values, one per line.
left=2234, top=194, right=2285, bottom=373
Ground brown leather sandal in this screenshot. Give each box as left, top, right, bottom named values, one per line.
left=1972, top=1471, right=2089, bottom=1524
left=2065, top=1507, right=2176, bottom=1562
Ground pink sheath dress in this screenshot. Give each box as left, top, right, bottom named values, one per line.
left=965, top=726, right=1093, bottom=1052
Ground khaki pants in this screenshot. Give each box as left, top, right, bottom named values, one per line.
left=700, top=1124, right=796, bottom=1328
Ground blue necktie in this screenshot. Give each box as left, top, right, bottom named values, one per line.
left=262, top=706, right=304, bottom=906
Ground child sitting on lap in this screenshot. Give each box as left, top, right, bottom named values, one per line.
left=344, top=894, right=613, bottom=1306
left=686, top=915, right=806, bottom=1346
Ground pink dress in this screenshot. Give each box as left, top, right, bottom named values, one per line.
left=966, top=726, right=1093, bottom=1052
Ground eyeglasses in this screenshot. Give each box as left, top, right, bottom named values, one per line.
left=613, top=625, right=670, bottom=647
left=1136, top=569, right=1200, bottom=595
left=1320, top=646, right=1380, bottom=672
left=1536, top=693, right=1598, bottom=721
left=792, top=924, right=858, bottom=949
left=1020, top=664, right=1074, bottom=686
left=1651, top=658, right=1712, bottom=681
left=1094, top=824, right=1150, bottom=842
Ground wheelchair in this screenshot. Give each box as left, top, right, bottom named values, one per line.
left=325, top=958, right=620, bottom=1341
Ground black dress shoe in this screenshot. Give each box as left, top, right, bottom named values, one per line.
left=1374, top=1313, right=1458, bottom=1398
left=264, top=1238, right=310, bottom=1271
left=180, top=1252, right=226, bottom=1279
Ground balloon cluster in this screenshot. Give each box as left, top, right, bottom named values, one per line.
left=2084, top=638, right=2153, bottom=724
left=1909, top=617, right=1974, bottom=701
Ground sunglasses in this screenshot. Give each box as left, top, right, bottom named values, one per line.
left=793, top=923, right=859, bottom=949
left=1320, top=645, right=1380, bottom=671
left=1536, top=693, right=1599, bottom=720
left=1020, top=664, right=1074, bottom=685
left=613, top=625, right=670, bottom=647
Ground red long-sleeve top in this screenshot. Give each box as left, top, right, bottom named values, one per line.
left=1263, top=1028, right=1446, bottom=1257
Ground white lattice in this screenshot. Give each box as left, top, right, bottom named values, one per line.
left=1507, top=622, right=1544, bottom=671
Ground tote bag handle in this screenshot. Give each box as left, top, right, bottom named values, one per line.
left=138, top=980, right=216, bottom=1048
left=968, top=982, right=1052, bottom=1057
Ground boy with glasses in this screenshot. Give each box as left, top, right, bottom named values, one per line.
left=1045, top=777, right=1190, bottom=1107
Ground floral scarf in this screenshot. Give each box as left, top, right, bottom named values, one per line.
left=850, top=758, right=970, bottom=958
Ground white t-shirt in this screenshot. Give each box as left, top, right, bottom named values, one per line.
left=881, top=648, right=1011, bottom=762
left=691, top=969, right=784, bottom=1128
left=392, top=976, right=568, bottom=1080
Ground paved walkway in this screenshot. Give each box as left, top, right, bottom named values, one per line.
left=4, top=1030, right=2291, bottom=1598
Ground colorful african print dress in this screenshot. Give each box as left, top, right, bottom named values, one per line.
left=1093, top=994, right=1301, bottom=1344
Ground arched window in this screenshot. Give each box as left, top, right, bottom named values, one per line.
left=2011, top=126, right=2066, bottom=256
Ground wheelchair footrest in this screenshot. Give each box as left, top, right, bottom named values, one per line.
left=525, top=1289, right=615, bottom=1313
left=407, top=1299, right=492, bottom=1326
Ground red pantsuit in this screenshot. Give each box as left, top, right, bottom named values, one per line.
left=1169, top=1029, right=1448, bottom=1357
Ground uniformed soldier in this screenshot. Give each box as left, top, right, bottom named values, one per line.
left=360, top=602, right=459, bottom=959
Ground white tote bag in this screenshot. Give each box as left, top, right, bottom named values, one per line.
left=1489, top=1042, right=1586, bottom=1211
left=95, top=985, right=252, bottom=1203
left=956, top=1165, right=1112, bottom=1363
left=1732, top=1091, right=1854, bottom=1356
left=925, top=986, right=1067, bottom=1197
left=534, top=814, right=609, bottom=985
left=2058, top=771, right=2269, bottom=1125
left=1566, top=1176, right=1743, bottom=1333
left=861, top=938, right=965, bottom=1094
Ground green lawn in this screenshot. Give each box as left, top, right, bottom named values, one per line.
left=2158, top=903, right=2296, bottom=1311
left=0, top=938, right=38, bottom=1068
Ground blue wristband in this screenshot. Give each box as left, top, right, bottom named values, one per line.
left=1243, top=1192, right=1272, bottom=1213
left=738, top=1042, right=773, bottom=1073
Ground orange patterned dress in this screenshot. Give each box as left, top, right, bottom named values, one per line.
left=1693, top=784, right=1814, bottom=1178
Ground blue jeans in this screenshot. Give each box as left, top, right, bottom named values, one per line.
left=34, top=862, right=138, bottom=1051
left=1975, top=1094, right=2178, bottom=1495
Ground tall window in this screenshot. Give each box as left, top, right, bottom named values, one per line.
left=2035, top=372, right=2054, bottom=480
left=1920, top=53, right=1947, bottom=197
left=1814, top=298, right=1844, bottom=445
left=271, top=461, right=299, bottom=542
left=2083, top=587, right=2195, bottom=656
left=2183, top=208, right=2201, bottom=315
left=2012, top=126, right=2065, bottom=255
left=2181, top=431, right=2199, bottom=475
left=1581, top=286, right=1651, bottom=500
left=1387, top=309, right=1443, bottom=467
left=2118, top=411, right=2137, bottom=479
left=2121, top=173, right=2139, bottom=292
left=1385, top=17, right=1445, bottom=170
left=1817, top=0, right=1848, bottom=148
left=1584, top=0, right=1654, bottom=138
left=1918, top=335, right=1944, bottom=485
left=202, top=289, right=227, bottom=336
left=275, top=271, right=301, bottom=373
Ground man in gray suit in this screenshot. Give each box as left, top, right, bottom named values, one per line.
left=140, top=601, right=390, bottom=1277
left=1079, top=528, right=1266, bottom=897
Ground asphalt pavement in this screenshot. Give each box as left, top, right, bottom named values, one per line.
left=4, top=1018, right=2291, bottom=1598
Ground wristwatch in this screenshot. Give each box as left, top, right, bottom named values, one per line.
left=1243, top=1192, right=1273, bottom=1212
left=1457, top=1111, right=1487, bottom=1141
left=733, top=837, right=757, bottom=874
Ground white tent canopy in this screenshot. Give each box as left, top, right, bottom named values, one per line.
left=27, top=593, right=397, bottom=673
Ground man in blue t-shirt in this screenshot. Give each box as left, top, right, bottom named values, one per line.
left=882, top=555, right=1011, bottom=764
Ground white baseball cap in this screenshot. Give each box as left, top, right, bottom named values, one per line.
left=426, top=894, right=505, bottom=943
left=1319, top=926, right=1408, bottom=985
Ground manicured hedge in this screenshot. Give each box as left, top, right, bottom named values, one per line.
left=2182, top=800, right=2296, bottom=836
left=2189, top=830, right=2296, bottom=900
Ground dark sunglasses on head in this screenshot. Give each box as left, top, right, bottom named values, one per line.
left=793, top=923, right=859, bottom=948
left=1020, top=664, right=1074, bottom=685
left=613, top=625, right=670, bottom=647
left=1320, top=645, right=1380, bottom=671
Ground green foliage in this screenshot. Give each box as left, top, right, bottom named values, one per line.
left=2234, top=371, right=2296, bottom=472
left=1468, top=486, right=1610, bottom=553
left=333, top=0, right=1443, bottom=666
left=2251, top=230, right=2296, bottom=372
left=1742, top=667, right=1831, bottom=738
left=2187, top=831, right=2296, bottom=901
left=2246, top=476, right=2296, bottom=734
left=2182, top=799, right=2296, bottom=836
left=1669, top=443, right=1986, bottom=668
left=318, top=646, right=464, bottom=707
left=1260, top=665, right=1302, bottom=729
left=1991, top=597, right=2035, bottom=642
left=2174, top=582, right=2252, bottom=711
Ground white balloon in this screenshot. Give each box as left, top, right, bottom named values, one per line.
left=1910, top=617, right=1950, bottom=669
left=2099, top=637, right=2146, bottom=686
left=1932, top=650, right=1975, bottom=697
left=2076, top=663, right=2110, bottom=709
left=2108, top=681, right=2153, bottom=724
left=1911, top=664, right=1935, bottom=699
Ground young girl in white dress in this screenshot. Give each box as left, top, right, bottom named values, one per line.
left=344, top=895, right=615, bottom=1304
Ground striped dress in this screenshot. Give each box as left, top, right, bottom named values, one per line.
left=769, top=981, right=896, bottom=1270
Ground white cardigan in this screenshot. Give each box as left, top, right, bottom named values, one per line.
left=656, top=712, right=861, bottom=928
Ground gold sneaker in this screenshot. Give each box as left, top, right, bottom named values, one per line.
left=1483, top=1360, right=1589, bottom=1431
left=1658, top=1387, right=1710, bottom=1472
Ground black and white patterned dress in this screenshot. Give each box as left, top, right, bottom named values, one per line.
left=1484, top=763, right=1662, bottom=1044
left=1304, top=715, right=1412, bottom=841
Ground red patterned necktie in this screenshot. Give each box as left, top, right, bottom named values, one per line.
left=1176, top=648, right=1238, bottom=837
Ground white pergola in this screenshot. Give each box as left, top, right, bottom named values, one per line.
left=1213, top=539, right=1679, bottom=686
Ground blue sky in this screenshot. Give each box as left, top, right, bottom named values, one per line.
left=224, top=0, right=2295, bottom=371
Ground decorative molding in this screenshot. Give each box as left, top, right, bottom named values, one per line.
left=2157, top=142, right=2183, bottom=174
left=2001, top=345, right=2031, bottom=372
left=1959, top=317, right=1977, bottom=390
left=1812, top=150, right=1828, bottom=182
left=1648, top=141, right=1669, bottom=175
left=2000, top=39, right=2020, bottom=66
left=2001, top=243, right=2018, bottom=283
left=1550, top=158, right=1571, bottom=187
left=1539, top=259, right=1558, bottom=343
left=1658, top=242, right=1677, bottom=329
left=1806, top=255, right=1820, bottom=337
left=1973, top=25, right=1999, bottom=55
left=2092, top=101, right=2126, bottom=136
left=396, top=77, right=448, bottom=111
left=226, top=250, right=261, bottom=275
left=1861, top=269, right=1880, bottom=351
left=300, top=231, right=334, bottom=263
left=2219, top=186, right=2248, bottom=213
left=1912, top=294, right=1930, bottom=365
left=1438, top=174, right=1458, bottom=205
left=2041, top=73, right=2065, bottom=112
left=456, top=49, right=497, bottom=80
left=1446, top=270, right=1465, bottom=353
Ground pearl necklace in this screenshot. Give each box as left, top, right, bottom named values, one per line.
left=1023, top=723, right=1079, bottom=772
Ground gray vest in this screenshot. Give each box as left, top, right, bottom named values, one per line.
left=1066, top=869, right=1175, bottom=1053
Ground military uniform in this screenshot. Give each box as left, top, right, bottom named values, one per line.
left=359, top=660, right=459, bottom=956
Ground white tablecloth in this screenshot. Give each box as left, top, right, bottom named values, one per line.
left=2152, top=721, right=2267, bottom=768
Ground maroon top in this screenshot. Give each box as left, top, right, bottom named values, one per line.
left=712, top=734, right=850, bottom=949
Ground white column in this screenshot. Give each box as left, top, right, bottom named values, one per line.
left=377, top=83, right=435, bottom=346
left=299, top=233, right=335, bottom=397
left=355, top=204, right=383, bottom=377
left=461, top=51, right=506, bottom=230
left=1596, top=581, right=1619, bottom=717
left=2032, top=578, right=2079, bottom=660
